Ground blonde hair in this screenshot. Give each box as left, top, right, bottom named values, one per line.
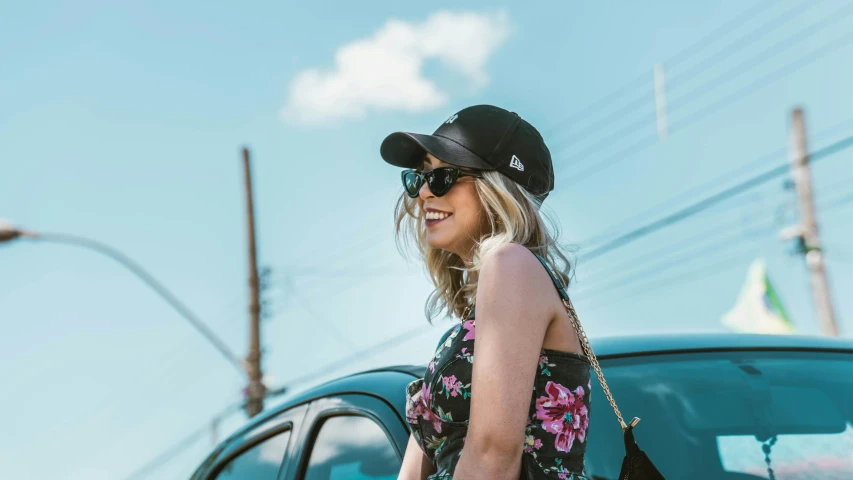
left=394, top=170, right=574, bottom=323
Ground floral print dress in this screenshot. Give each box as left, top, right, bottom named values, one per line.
left=405, top=253, right=592, bottom=479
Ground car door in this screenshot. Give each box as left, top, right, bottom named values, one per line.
left=284, top=394, right=409, bottom=480
left=199, top=404, right=308, bottom=480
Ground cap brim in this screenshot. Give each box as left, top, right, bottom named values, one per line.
left=380, top=132, right=492, bottom=170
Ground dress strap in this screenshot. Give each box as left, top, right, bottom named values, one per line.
left=525, top=248, right=571, bottom=302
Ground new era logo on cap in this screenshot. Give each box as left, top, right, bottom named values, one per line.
left=509, top=154, right=525, bottom=172
left=445, top=113, right=459, bottom=124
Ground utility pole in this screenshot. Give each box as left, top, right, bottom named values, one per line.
left=789, top=108, right=839, bottom=337
left=653, top=63, right=668, bottom=140
left=243, top=147, right=266, bottom=416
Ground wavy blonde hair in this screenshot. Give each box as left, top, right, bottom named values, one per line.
left=395, top=169, right=574, bottom=323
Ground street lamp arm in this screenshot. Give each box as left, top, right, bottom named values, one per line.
left=30, top=231, right=247, bottom=378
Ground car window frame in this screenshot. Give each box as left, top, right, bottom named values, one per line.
left=201, top=404, right=309, bottom=480
left=287, top=393, right=409, bottom=480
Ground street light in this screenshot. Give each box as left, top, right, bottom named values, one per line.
left=0, top=219, right=247, bottom=379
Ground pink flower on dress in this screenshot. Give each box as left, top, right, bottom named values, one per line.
left=462, top=320, right=476, bottom=341
left=428, top=360, right=436, bottom=373
left=420, top=384, right=446, bottom=433
left=534, top=381, right=589, bottom=452
left=572, top=387, right=590, bottom=443
left=442, top=374, right=463, bottom=397
left=409, top=383, right=440, bottom=431
left=523, top=434, right=543, bottom=453
left=407, top=383, right=430, bottom=421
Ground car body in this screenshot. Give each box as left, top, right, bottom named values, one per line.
left=191, top=333, right=853, bottom=479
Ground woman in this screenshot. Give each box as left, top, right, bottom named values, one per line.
left=381, top=105, right=591, bottom=480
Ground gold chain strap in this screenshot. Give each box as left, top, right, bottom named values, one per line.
left=462, top=298, right=476, bottom=320
left=562, top=297, right=632, bottom=431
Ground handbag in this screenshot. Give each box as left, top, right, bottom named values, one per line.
left=560, top=295, right=665, bottom=480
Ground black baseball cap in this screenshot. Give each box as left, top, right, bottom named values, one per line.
left=380, top=104, right=554, bottom=200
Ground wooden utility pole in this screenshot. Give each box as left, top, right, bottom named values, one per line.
left=243, top=147, right=266, bottom=416
left=789, top=108, right=839, bottom=337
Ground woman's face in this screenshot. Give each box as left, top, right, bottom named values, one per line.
left=417, top=153, right=487, bottom=259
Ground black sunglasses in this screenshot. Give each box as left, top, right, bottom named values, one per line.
left=401, top=167, right=483, bottom=198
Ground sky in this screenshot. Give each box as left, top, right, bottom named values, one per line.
left=2, top=0, right=853, bottom=478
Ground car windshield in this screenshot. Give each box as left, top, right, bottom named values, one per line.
left=583, top=350, right=853, bottom=480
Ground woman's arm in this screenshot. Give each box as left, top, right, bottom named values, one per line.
left=454, top=244, right=559, bottom=480
left=398, top=433, right=437, bottom=480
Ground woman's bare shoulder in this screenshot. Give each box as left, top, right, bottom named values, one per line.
left=477, top=243, right=555, bottom=326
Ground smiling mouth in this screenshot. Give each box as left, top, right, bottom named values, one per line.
left=425, top=211, right=452, bottom=226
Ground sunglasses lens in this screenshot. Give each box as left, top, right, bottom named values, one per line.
left=427, top=168, right=458, bottom=197
left=402, top=171, right=422, bottom=197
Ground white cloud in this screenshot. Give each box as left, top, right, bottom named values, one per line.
left=282, top=10, right=511, bottom=125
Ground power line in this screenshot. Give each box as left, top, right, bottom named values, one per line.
left=667, top=1, right=851, bottom=110
left=28, top=232, right=246, bottom=376
left=96, top=367, right=242, bottom=480
left=547, top=89, right=654, bottom=153
left=556, top=4, right=853, bottom=184
left=576, top=162, right=853, bottom=284
left=277, top=266, right=411, bottom=277
left=122, top=426, right=208, bottom=480
left=584, top=192, right=853, bottom=305
left=551, top=0, right=811, bottom=159
left=121, top=401, right=244, bottom=480
left=121, top=325, right=437, bottom=479
left=578, top=134, right=853, bottom=261
left=579, top=206, right=775, bottom=284
left=50, top=336, right=207, bottom=438
left=279, top=323, right=436, bottom=388
left=665, top=0, right=809, bottom=91
left=286, top=284, right=360, bottom=351
left=577, top=115, right=853, bottom=248
left=579, top=147, right=786, bottom=247
left=37, top=285, right=256, bottom=473
left=593, top=249, right=757, bottom=305
left=662, top=0, right=778, bottom=69
left=271, top=264, right=420, bottom=301
left=824, top=192, right=853, bottom=211
left=669, top=11, right=853, bottom=131
left=577, top=180, right=853, bottom=301
left=551, top=0, right=810, bottom=158
left=75, top=288, right=259, bottom=478
left=544, top=0, right=776, bottom=141
left=577, top=220, right=775, bottom=299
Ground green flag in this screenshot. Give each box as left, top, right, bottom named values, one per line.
left=722, top=258, right=795, bottom=334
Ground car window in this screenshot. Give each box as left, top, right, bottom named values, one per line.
left=215, top=428, right=291, bottom=480
left=303, top=415, right=401, bottom=480
left=583, top=351, right=853, bottom=480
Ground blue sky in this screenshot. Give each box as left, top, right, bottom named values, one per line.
left=2, top=0, right=852, bottom=478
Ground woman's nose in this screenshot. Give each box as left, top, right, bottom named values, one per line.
left=418, top=178, right=434, bottom=200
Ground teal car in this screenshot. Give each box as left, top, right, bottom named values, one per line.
left=191, top=334, right=853, bottom=479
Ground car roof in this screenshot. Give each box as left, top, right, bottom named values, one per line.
left=220, top=333, right=853, bottom=448
left=218, top=367, right=422, bottom=446
left=590, top=332, right=853, bottom=358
